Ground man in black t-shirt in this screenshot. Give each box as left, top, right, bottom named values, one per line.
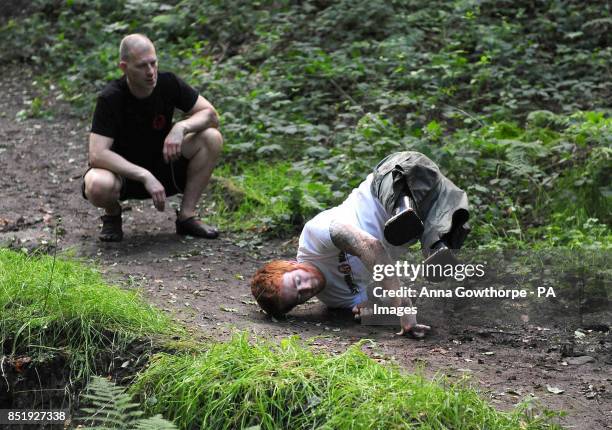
left=82, top=33, right=223, bottom=241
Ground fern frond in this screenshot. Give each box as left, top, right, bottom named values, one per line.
left=79, top=376, right=177, bottom=430
left=80, top=376, right=142, bottom=429
left=132, top=415, right=179, bottom=430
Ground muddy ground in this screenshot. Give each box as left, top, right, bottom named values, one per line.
left=0, top=68, right=610, bottom=429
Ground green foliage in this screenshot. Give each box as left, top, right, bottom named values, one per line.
left=442, top=112, right=611, bottom=249
left=131, top=334, right=561, bottom=430
left=79, top=376, right=177, bottom=430
left=15, top=96, right=52, bottom=120
left=132, top=416, right=180, bottom=430
left=0, top=249, right=182, bottom=379
left=208, top=162, right=333, bottom=236
left=1, top=0, right=609, bottom=247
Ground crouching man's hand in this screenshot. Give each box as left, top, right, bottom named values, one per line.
left=398, top=314, right=431, bottom=338
left=163, top=124, right=185, bottom=163
left=143, top=172, right=166, bottom=212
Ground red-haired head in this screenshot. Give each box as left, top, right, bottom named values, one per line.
left=251, top=260, right=325, bottom=318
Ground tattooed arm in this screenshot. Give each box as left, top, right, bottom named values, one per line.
left=329, top=220, right=430, bottom=338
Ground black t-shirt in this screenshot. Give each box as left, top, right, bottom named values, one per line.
left=91, top=71, right=198, bottom=167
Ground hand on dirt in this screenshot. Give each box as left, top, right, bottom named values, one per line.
left=143, top=174, right=166, bottom=211
left=352, top=302, right=369, bottom=321
left=396, top=324, right=431, bottom=338
left=163, top=125, right=184, bottom=163
left=398, top=315, right=431, bottom=338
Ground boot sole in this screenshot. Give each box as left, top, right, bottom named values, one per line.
left=384, top=210, right=424, bottom=246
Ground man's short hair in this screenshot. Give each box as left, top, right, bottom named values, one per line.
left=119, top=33, right=154, bottom=62
left=250, top=260, right=299, bottom=318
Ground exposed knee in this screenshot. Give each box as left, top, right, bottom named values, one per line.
left=200, top=128, right=223, bottom=157
left=85, top=172, right=120, bottom=206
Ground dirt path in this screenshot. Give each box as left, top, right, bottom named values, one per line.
left=0, top=67, right=610, bottom=429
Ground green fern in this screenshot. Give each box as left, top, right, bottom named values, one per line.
left=80, top=376, right=177, bottom=430
left=132, top=415, right=179, bottom=430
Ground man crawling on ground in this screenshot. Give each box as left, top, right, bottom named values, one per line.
left=251, top=151, right=470, bottom=338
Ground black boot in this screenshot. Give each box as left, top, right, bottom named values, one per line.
left=99, top=208, right=123, bottom=242
left=383, top=195, right=424, bottom=246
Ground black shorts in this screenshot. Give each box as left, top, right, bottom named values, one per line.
left=81, top=156, right=189, bottom=201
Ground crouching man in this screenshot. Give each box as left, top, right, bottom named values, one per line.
left=82, top=34, right=222, bottom=241
left=250, top=151, right=470, bottom=338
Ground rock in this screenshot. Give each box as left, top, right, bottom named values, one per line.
left=566, top=355, right=595, bottom=365
left=574, top=330, right=586, bottom=339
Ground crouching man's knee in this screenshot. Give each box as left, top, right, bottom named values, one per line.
left=201, top=128, right=223, bottom=157
left=83, top=169, right=121, bottom=207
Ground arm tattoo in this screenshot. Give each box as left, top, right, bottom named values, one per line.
left=329, top=220, right=390, bottom=272
left=329, top=220, right=416, bottom=322
left=329, top=220, right=371, bottom=257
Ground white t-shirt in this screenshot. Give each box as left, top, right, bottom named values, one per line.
left=297, top=174, right=407, bottom=308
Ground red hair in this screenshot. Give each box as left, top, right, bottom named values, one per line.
left=251, top=260, right=300, bottom=317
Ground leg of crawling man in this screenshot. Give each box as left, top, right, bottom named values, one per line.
left=178, top=128, right=223, bottom=220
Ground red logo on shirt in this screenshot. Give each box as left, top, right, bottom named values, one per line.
left=152, top=114, right=166, bottom=130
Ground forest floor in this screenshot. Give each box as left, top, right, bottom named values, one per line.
left=0, top=67, right=610, bottom=429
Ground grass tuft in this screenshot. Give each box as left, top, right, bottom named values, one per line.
left=207, top=162, right=333, bottom=235
left=0, top=249, right=182, bottom=379
left=132, top=334, right=562, bottom=430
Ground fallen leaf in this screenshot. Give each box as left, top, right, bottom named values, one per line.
left=547, top=385, right=564, bottom=394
